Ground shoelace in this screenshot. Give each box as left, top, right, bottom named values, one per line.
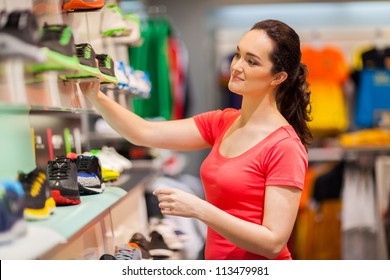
left=78, top=157, right=93, bottom=172
left=115, top=248, right=137, bottom=260
left=48, top=160, right=70, bottom=180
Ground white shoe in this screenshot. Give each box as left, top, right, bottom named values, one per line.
left=100, top=4, right=127, bottom=37
left=102, top=146, right=133, bottom=170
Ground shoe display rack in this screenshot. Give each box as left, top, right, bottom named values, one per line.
left=0, top=0, right=156, bottom=260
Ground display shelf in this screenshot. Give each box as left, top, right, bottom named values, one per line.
left=0, top=163, right=157, bottom=260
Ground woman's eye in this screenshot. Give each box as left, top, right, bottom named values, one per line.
left=248, top=59, right=257, bottom=65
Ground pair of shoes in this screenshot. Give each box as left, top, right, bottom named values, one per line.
left=0, top=9, right=46, bottom=62
left=129, top=232, right=152, bottom=260
left=0, top=179, right=27, bottom=244
left=17, top=167, right=56, bottom=220
left=115, top=242, right=142, bottom=260
left=62, top=0, right=105, bottom=12
left=60, top=43, right=118, bottom=84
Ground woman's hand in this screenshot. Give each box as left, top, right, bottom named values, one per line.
left=79, top=81, right=101, bottom=100
left=153, top=188, right=204, bottom=218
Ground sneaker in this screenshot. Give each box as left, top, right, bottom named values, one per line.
left=76, top=155, right=105, bottom=195
left=149, top=230, right=173, bottom=259
left=100, top=4, right=127, bottom=37
left=129, top=232, right=152, bottom=260
left=62, top=43, right=101, bottom=80
left=17, top=167, right=56, bottom=220
left=114, top=61, right=130, bottom=89
left=0, top=10, right=46, bottom=62
left=114, top=243, right=142, bottom=260
left=101, top=167, right=120, bottom=183
left=102, top=146, right=132, bottom=170
left=112, top=13, right=141, bottom=46
left=0, top=179, right=27, bottom=244
left=62, top=0, right=105, bottom=12
left=99, top=253, right=116, bottom=260
left=30, top=23, right=79, bottom=73
left=47, top=155, right=80, bottom=205
left=150, top=218, right=184, bottom=251
left=95, top=53, right=118, bottom=84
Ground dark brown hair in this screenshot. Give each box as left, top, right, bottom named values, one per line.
left=251, top=19, right=312, bottom=147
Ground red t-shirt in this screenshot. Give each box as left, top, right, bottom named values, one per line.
left=193, top=108, right=308, bottom=260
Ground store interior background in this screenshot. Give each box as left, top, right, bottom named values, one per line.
left=1, top=0, right=390, bottom=260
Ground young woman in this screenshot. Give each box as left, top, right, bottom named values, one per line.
left=80, top=19, right=312, bottom=260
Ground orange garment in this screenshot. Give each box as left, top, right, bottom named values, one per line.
left=301, top=45, right=350, bottom=136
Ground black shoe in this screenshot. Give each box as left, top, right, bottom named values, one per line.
left=63, top=43, right=102, bottom=79
left=18, top=167, right=56, bottom=220
left=0, top=10, right=45, bottom=62
left=149, top=230, right=173, bottom=259
left=130, top=232, right=152, bottom=260
left=76, top=155, right=105, bottom=195
left=47, top=155, right=80, bottom=205
left=95, top=53, right=118, bottom=84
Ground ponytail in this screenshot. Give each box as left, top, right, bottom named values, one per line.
left=276, top=63, right=312, bottom=147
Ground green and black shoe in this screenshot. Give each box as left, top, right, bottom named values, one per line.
left=95, top=53, right=118, bottom=84
left=28, top=23, right=79, bottom=73
left=61, top=43, right=101, bottom=80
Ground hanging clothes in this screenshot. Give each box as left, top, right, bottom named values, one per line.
left=128, top=16, right=173, bottom=120
left=301, top=45, right=350, bottom=136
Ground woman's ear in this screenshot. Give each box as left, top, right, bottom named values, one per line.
left=271, top=71, right=288, bottom=86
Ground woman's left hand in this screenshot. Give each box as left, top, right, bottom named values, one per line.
left=153, top=188, right=203, bottom=218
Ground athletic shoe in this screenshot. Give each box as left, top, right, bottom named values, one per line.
left=18, top=167, right=56, bottom=220
left=114, top=243, right=142, bottom=260
left=101, top=167, right=120, bottom=183
left=95, top=53, right=118, bottom=84
left=47, top=155, right=80, bottom=205
left=102, top=146, right=133, bottom=170
left=62, top=43, right=101, bottom=80
left=100, top=4, right=127, bottom=37
left=114, top=61, right=130, bottom=89
left=76, top=155, right=105, bottom=195
left=0, top=179, right=27, bottom=244
left=99, top=253, right=116, bottom=260
left=62, top=0, right=105, bottom=12
left=112, top=13, right=141, bottom=45
left=30, top=23, right=79, bottom=73
left=149, top=230, right=173, bottom=259
left=130, top=232, right=152, bottom=260
left=150, top=218, right=184, bottom=251
left=0, top=10, right=46, bottom=62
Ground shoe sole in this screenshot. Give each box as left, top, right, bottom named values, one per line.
left=23, top=197, right=56, bottom=220
left=101, top=28, right=126, bottom=37
left=100, top=72, right=118, bottom=84
left=51, top=190, right=80, bottom=205
left=78, top=182, right=105, bottom=195
left=149, top=248, right=173, bottom=258
left=29, top=48, right=80, bottom=73
left=63, top=0, right=104, bottom=11
left=61, top=63, right=102, bottom=80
